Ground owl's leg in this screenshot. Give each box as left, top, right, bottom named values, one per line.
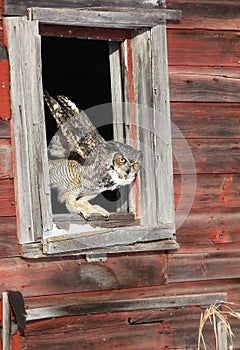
left=65, top=195, right=109, bottom=221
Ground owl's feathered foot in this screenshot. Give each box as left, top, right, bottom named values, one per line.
left=65, top=195, right=110, bottom=221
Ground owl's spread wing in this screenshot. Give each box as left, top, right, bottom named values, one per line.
left=44, top=91, right=106, bottom=162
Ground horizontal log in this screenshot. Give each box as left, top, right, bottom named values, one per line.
left=173, top=139, right=240, bottom=174
left=0, top=216, right=18, bottom=257
left=167, top=0, right=240, bottom=30
left=1, top=245, right=240, bottom=297
left=4, top=0, right=160, bottom=16
left=26, top=321, right=166, bottom=350
left=0, top=139, right=13, bottom=179
left=25, top=278, right=240, bottom=310
left=43, top=224, right=174, bottom=255
left=0, top=179, right=15, bottom=217
left=24, top=306, right=203, bottom=332
left=168, top=243, right=240, bottom=283
left=171, top=102, right=240, bottom=139
left=24, top=313, right=224, bottom=350
left=39, top=24, right=131, bottom=40
left=168, top=29, right=240, bottom=67
left=174, top=174, right=240, bottom=211
left=176, top=209, right=240, bottom=245
left=26, top=292, right=226, bottom=321
left=0, top=253, right=167, bottom=296
left=169, top=67, right=240, bottom=102
left=29, top=7, right=181, bottom=28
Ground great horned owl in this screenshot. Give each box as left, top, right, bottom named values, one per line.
left=44, top=92, right=142, bottom=220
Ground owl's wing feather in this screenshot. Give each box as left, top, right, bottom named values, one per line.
left=44, top=90, right=69, bottom=126
left=44, top=91, right=106, bottom=162
left=57, top=95, right=80, bottom=117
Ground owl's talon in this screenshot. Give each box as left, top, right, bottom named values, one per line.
left=104, top=214, right=110, bottom=221
left=79, top=212, right=91, bottom=221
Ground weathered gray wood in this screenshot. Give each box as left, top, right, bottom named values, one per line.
left=20, top=239, right=178, bottom=258
left=43, top=224, right=175, bottom=254
left=2, top=292, right=12, bottom=350
left=5, top=17, right=39, bottom=243
left=28, top=7, right=181, bottom=28
left=5, top=17, right=52, bottom=243
left=215, top=316, right=228, bottom=350
left=5, top=0, right=161, bottom=16
left=109, top=41, right=128, bottom=212
left=26, top=292, right=227, bottom=321
left=152, top=24, right=175, bottom=227
left=54, top=212, right=137, bottom=228
left=131, top=29, right=158, bottom=226
left=129, top=27, right=174, bottom=230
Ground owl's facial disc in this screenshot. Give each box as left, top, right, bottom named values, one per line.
left=107, top=153, right=140, bottom=187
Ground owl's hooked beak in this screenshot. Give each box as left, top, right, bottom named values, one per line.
left=125, top=167, right=131, bottom=176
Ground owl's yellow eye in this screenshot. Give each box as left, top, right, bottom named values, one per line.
left=118, top=157, right=126, bottom=164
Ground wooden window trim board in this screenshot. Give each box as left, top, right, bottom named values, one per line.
left=4, top=7, right=180, bottom=258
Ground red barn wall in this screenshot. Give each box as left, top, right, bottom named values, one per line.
left=0, top=0, right=240, bottom=348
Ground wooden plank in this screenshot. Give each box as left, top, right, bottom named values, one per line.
left=131, top=29, right=157, bottom=225
left=169, top=67, right=240, bottom=102
left=0, top=139, right=12, bottom=179
left=54, top=212, right=138, bottom=228
left=174, top=174, right=240, bottom=211
left=176, top=209, right=240, bottom=245
left=1, top=245, right=239, bottom=296
left=0, top=217, right=18, bottom=257
left=5, top=17, right=52, bottom=242
left=121, top=38, right=138, bottom=216
left=168, top=245, right=240, bottom=283
left=29, top=7, right=181, bottom=28
left=152, top=24, right=175, bottom=226
left=43, top=224, right=175, bottom=255
left=109, top=41, right=127, bottom=212
left=167, top=0, right=240, bottom=30
left=40, top=24, right=131, bottom=40
left=0, top=179, right=15, bottom=217
left=173, top=139, right=240, bottom=174
left=26, top=292, right=226, bottom=321
left=168, top=29, right=240, bottom=67
left=21, top=239, right=178, bottom=258
left=2, top=292, right=12, bottom=350
left=25, top=321, right=166, bottom=350
left=171, top=102, right=240, bottom=139
left=23, top=279, right=240, bottom=310
left=0, top=254, right=167, bottom=296
left=215, top=316, right=228, bottom=350
left=4, top=0, right=161, bottom=16
left=6, top=17, right=39, bottom=241
left=23, top=310, right=217, bottom=349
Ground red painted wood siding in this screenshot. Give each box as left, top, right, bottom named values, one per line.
left=0, top=0, right=240, bottom=349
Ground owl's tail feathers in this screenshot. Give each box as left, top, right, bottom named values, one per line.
left=43, top=90, right=68, bottom=127
left=57, top=95, right=80, bottom=117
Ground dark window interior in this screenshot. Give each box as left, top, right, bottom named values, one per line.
left=41, top=36, right=113, bottom=143
left=41, top=36, right=121, bottom=213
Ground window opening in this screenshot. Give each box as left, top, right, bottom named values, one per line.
left=42, top=36, right=123, bottom=216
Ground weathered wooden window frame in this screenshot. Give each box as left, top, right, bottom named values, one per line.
left=5, top=6, right=181, bottom=258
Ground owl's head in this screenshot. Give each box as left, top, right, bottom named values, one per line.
left=108, top=142, right=142, bottom=187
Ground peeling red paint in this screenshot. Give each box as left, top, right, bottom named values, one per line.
left=0, top=60, right=11, bottom=120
